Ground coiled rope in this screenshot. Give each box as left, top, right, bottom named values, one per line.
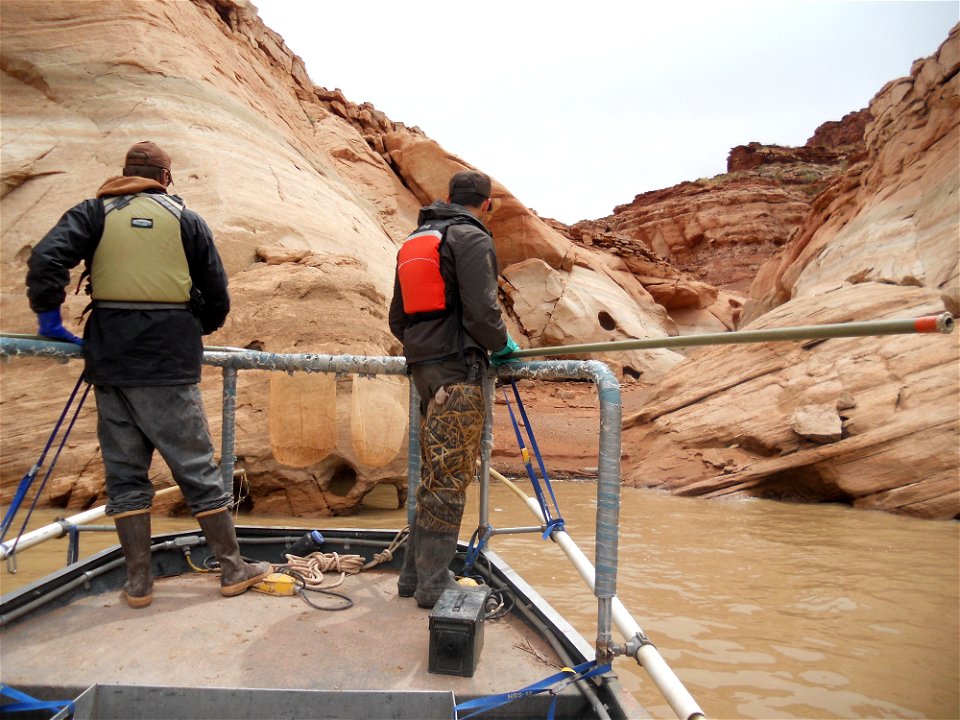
left=282, top=551, right=364, bottom=590
left=277, top=550, right=365, bottom=611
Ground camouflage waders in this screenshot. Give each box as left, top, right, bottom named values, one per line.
left=415, top=382, right=485, bottom=532
left=399, top=381, right=485, bottom=607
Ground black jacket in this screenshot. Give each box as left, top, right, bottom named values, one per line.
left=389, top=201, right=507, bottom=364
left=26, top=176, right=229, bottom=386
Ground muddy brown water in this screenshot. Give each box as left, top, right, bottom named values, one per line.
left=1, top=482, right=957, bottom=719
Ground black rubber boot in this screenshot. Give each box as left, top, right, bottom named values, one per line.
left=114, top=510, right=154, bottom=608
left=413, top=528, right=460, bottom=609
left=196, top=507, right=272, bottom=596
left=397, top=523, right=418, bottom=598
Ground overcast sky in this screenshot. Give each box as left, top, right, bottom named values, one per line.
left=253, top=1, right=957, bottom=224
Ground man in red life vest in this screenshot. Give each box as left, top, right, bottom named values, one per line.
left=389, top=170, right=520, bottom=608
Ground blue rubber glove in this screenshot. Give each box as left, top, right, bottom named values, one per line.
left=490, top=334, right=520, bottom=366
left=37, top=309, right=83, bottom=345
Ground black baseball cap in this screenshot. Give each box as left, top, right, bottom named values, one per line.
left=448, top=170, right=491, bottom=199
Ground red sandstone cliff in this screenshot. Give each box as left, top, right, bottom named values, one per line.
left=620, top=27, right=959, bottom=519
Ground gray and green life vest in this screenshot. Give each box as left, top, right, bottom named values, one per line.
left=91, top=193, right=191, bottom=304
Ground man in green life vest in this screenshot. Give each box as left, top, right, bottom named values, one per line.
left=389, top=170, right=521, bottom=608
left=26, top=141, right=270, bottom=608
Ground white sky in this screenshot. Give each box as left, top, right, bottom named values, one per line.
left=252, top=1, right=958, bottom=224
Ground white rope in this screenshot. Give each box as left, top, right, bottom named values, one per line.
left=362, top=527, right=410, bottom=570
left=283, top=551, right=364, bottom=589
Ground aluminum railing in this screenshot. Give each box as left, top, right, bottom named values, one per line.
left=0, top=336, right=641, bottom=703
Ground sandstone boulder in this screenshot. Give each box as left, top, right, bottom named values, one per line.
left=622, top=283, right=958, bottom=518
left=501, top=258, right=683, bottom=381
left=790, top=404, right=844, bottom=444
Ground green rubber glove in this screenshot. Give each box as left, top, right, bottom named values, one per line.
left=491, top=334, right=520, bottom=366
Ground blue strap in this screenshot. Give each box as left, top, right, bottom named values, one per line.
left=509, top=381, right=563, bottom=528
left=462, top=527, right=487, bottom=574
left=0, top=684, right=75, bottom=716
left=0, top=374, right=86, bottom=542
left=501, top=382, right=564, bottom=537
left=501, top=386, right=553, bottom=523
left=453, top=660, right=611, bottom=719
left=542, top=518, right=565, bottom=541
left=3, top=380, right=91, bottom=560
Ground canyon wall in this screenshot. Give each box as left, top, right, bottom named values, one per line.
left=1, top=2, right=955, bottom=519
left=620, top=26, right=959, bottom=519
left=0, top=0, right=683, bottom=516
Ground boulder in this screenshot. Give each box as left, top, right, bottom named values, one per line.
left=790, top=404, right=843, bottom=444
left=623, top=283, right=958, bottom=519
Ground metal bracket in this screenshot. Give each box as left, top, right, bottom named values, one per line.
left=609, top=630, right=654, bottom=658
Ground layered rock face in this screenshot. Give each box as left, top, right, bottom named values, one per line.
left=743, top=31, right=959, bottom=322
left=621, top=27, right=959, bottom=519
left=1, top=1, right=955, bottom=520
left=0, top=0, right=682, bottom=516
left=561, top=110, right=871, bottom=338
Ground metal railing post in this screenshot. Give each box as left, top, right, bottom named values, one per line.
left=220, top=366, right=238, bottom=497
left=478, top=369, right=495, bottom=536
left=497, top=359, right=623, bottom=659
left=406, top=380, right=420, bottom=528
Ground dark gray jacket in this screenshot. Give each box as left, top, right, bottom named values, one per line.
left=389, top=201, right=507, bottom=364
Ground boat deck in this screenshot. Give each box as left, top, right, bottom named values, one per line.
left=3, top=570, right=562, bottom=693
left=0, top=528, right=648, bottom=718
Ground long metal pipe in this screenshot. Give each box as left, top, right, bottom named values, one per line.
left=504, top=312, right=954, bottom=359
left=3, top=313, right=953, bottom=365
left=202, top=348, right=409, bottom=376
left=0, top=335, right=83, bottom=360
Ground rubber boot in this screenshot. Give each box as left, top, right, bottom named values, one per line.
left=413, top=527, right=460, bottom=609
left=196, top=507, right=272, bottom=596
left=397, top=523, right=418, bottom=598
left=114, top=509, right=154, bottom=608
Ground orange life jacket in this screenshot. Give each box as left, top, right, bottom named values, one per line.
left=396, top=220, right=456, bottom=319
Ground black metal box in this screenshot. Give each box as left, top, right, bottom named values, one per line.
left=428, top=587, right=489, bottom=677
